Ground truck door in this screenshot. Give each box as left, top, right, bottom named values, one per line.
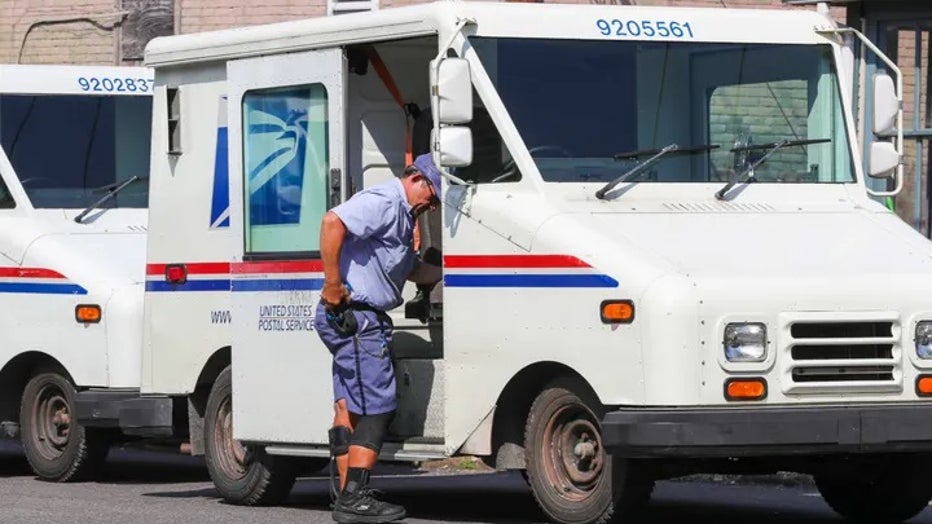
left=226, top=48, right=344, bottom=444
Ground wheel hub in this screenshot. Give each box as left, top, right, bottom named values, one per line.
left=213, top=396, right=250, bottom=480
left=32, top=386, right=72, bottom=458
left=543, top=405, right=605, bottom=501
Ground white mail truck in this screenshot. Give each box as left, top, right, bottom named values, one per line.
left=139, top=2, right=932, bottom=523
left=0, top=64, right=165, bottom=482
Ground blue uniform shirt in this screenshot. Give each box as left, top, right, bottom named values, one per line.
left=331, top=178, right=416, bottom=311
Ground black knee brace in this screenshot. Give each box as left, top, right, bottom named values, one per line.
left=329, top=425, right=351, bottom=457
left=350, top=412, right=395, bottom=453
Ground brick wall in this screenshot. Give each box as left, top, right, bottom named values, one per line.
left=177, top=0, right=327, bottom=34
left=0, top=0, right=122, bottom=65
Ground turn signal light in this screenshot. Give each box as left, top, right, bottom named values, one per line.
left=600, top=300, right=634, bottom=324
left=725, top=378, right=767, bottom=401
left=917, top=375, right=932, bottom=397
left=75, top=304, right=101, bottom=324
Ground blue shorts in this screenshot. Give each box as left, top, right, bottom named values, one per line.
left=315, top=302, right=396, bottom=415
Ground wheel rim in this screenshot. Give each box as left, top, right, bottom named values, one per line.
left=212, top=394, right=249, bottom=480
left=30, top=382, right=72, bottom=460
left=542, top=402, right=605, bottom=502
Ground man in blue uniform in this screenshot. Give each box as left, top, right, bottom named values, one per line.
left=315, top=153, right=443, bottom=524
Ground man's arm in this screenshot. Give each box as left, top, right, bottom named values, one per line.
left=320, top=210, right=350, bottom=307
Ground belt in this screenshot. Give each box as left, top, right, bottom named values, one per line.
left=348, top=302, right=386, bottom=315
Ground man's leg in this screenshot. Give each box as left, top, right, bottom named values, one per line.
left=334, top=411, right=403, bottom=523
left=330, top=398, right=355, bottom=490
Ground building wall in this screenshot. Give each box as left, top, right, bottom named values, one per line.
left=178, top=0, right=326, bottom=34
left=0, top=0, right=121, bottom=65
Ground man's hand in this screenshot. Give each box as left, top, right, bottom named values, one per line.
left=321, top=281, right=351, bottom=309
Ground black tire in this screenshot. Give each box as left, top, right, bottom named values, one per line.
left=815, top=454, right=932, bottom=523
left=524, top=377, right=653, bottom=524
left=19, top=372, right=109, bottom=482
left=204, top=366, right=298, bottom=506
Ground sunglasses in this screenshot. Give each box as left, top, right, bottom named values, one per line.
left=423, top=178, right=440, bottom=207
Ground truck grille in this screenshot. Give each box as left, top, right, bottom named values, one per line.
left=782, top=314, right=901, bottom=394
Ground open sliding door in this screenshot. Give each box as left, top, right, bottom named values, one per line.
left=226, top=48, right=345, bottom=445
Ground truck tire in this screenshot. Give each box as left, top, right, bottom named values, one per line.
left=19, top=372, right=109, bottom=482
left=815, top=454, right=932, bottom=523
left=524, top=377, right=652, bottom=524
left=204, top=366, right=298, bottom=506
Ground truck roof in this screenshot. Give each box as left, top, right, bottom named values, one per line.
left=145, top=1, right=835, bottom=68
left=0, top=64, right=152, bottom=96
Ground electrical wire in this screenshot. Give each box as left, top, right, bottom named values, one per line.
left=16, top=12, right=129, bottom=64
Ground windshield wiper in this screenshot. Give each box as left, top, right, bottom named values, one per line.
left=613, top=143, right=720, bottom=160
left=596, top=143, right=719, bottom=200
left=714, top=138, right=830, bottom=201
left=75, top=175, right=146, bottom=224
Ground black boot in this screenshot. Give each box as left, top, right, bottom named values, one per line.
left=332, top=468, right=406, bottom=523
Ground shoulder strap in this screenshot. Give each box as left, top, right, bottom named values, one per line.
left=364, top=47, right=414, bottom=166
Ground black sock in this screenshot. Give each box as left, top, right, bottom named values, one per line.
left=341, top=467, right=370, bottom=497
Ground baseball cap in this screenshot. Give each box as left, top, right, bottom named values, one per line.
left=412, top=153, right=442, bottom=199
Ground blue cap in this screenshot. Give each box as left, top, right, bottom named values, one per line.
left=412, top=153, right=442, bottom=198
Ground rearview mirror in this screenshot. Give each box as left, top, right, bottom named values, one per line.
left=873, top=74, right=898, bottom=136
left=431, top=57, right=472, bottom=125
left=869, top=141, right=899, bottom=178
left=432, top=126, right=473, bottom=168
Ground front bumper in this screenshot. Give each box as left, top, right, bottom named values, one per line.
left=75, top=389, right=174, bottom=437
left=603, top=403, right=932, bottom=458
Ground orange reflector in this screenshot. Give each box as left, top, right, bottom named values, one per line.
left=600, top=300, right=635, bottom=324
left=917, top=376, right=932, bottom=397
left=725, top=378, right=767, bottom=401
left=75, top=304, right=101, bottom=324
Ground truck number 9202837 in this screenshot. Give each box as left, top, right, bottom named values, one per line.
left=77, top=77, right=155, bottom=93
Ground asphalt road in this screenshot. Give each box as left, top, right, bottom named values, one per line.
left=1, top=441, right=932, bottom=524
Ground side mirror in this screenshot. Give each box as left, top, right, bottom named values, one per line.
left=431, top=57, right=472, bottom=124
left=432, top=127, right=473, bottom=168
left=873, top=73, right=898, bottom=136
left=869, top=141, right=899, bottom=178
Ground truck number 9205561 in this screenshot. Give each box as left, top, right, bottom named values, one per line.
left=596, top=19, right=695, bottom=39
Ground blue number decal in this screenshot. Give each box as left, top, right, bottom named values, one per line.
left=75, top=76, right=153, bottom=93
left=596, top=19, right=611, bottom=36
left=596, top=18, right=695, bottom=39
left=641, top=20, right=655, bottom=37
left=611, top=19, right=625, bottom=36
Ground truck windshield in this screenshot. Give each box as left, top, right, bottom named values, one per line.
left=0, top=94, right=151, bottom=208
left=469, top=38, right=855, bottom=185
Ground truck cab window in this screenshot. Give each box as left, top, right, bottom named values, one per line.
left=0, top=94, right=151, bottom=208
left=242, top=84, right=329, bottom=255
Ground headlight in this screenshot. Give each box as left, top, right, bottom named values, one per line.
left=916, top=321, right=932, bottom=359
left=724, top=323, right=767, bottom=362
